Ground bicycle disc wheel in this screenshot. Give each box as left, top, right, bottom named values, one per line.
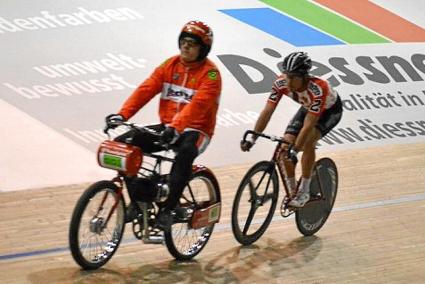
left=231, top=161, right=279, bottom=245
left=69, top=180, right=125, bottom=269
left=295, top=158, right=338, bottom=236
left=164, top=169, right=221, bottom=260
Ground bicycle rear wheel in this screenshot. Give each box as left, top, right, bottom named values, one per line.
left=69, top=181, right=125, bottom=269
left=231, top=161, right=279, bottom=245
left=295, top=158, right=338, bottom=236
left=164, top=169, right=221, bottom=260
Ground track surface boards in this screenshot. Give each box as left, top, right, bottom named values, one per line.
left=1, top=143, right=425, bottom=283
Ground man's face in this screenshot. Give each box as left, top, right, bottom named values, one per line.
left=286, top=73, right=304, bottom=92
left=179, top=37, right=201, bottom=63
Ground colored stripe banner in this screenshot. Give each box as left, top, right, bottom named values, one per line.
left=220, top=8, right=343, bottom=47
left=261, top=0, right=389, bottom=44
left=315, top=0, right=425, bottom=42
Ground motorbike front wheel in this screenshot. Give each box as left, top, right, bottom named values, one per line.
left=69, top=180, right=126, bottom=270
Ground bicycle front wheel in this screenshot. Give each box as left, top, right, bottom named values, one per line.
left=295, top=158, right=338, bottom=236
left=231, top=161, right=279, bottom=245
left=164, top=169, right=221, bottom=260
left=69, top=180, right=125, bottom=270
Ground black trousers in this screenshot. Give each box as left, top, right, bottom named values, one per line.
left=115, top=124, right=200, bottom=210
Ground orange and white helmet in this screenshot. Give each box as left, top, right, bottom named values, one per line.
left=179, top=20, right=213, bottom=61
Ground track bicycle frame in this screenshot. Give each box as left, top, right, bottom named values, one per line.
left=243, top=130, right=326, bottom=215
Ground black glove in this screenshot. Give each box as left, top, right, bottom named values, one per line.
left=160, top=127, right=179, bottom=145
left=286, top=144, right=298, bottom=164
left=240, top=140, right=254, bottom=152
left=104, top=114, right=125, bottom=133
left=240, top=134, right=257, bottom=152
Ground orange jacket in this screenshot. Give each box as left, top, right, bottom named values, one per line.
left=118, top=55, right=221, bottom=137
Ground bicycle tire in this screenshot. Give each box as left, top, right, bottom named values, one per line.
left=231, top=161, right=279, bottom=245
left=295, top=158, right=338, bottom=236
left=164, top=169, right=221, bottom=260
left=69, top=180, right=125, bottom=269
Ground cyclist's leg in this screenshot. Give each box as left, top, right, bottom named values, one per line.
left=158, top=130, right=209, bottom=226
left=296, top=129, right=321, bottom=197
left=114, top=123, right=165, bottom=153
left=282, top=107, right=307, bottom=196
left=289, top=130, right=320, bottom=207
left=300, top=129, right=321, bottom=179
left=280, top=134, right=296, bottom=175
left=281, top=133, right=297, bottom=196
left=115, top=123, right=166, bottom=215
left=298, top=95, right=343, bottom=175
left=315, top=96, right=343, bottom=139
left=291, top=98, right=343, bottom=207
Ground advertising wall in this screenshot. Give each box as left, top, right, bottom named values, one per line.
left=1, top=0, right=425, bottom=191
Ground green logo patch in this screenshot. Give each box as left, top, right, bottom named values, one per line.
left=208, top=70, right=218, bottom=80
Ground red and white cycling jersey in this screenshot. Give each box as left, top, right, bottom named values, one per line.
left=268, top=74, right=338, bottom=116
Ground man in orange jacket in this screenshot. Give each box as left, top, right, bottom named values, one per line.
left=106, top=20, right=222, bottom=227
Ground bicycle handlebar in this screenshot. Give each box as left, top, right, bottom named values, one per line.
left=105, top=120, right=161, bottom=136
left=242, top=130, right=298, bottom=164
left=104, top=120, right=177, bottom=150
left=242, top=130, right=290, bottom=145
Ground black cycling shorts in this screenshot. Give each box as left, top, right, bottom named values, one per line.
left=285, top=96, right=343, bottom=137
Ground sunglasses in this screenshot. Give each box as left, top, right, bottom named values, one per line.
left=179, top=37, right=200, bottom=48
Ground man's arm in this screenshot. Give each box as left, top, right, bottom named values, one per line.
left=118, top=63, right=165, bottom=120
left=253, top=102, right=276, bottom=135
left=241, top=102, right=276, bottom=151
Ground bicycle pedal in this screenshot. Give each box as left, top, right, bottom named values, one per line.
left=280, top=206, right=296, bottom=218
left=280, top=197, right=296, bottom=217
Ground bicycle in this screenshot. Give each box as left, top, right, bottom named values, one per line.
left=231, top=130, right=338, bottom=245
left=69, top=121, right=221, bottom=269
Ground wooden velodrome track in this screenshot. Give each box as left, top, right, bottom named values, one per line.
left=1, top=143, right=425, bottom=283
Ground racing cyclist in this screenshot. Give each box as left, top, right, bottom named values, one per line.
left=241, top=51, right=343, bottom=207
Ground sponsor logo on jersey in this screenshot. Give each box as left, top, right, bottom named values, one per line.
left=268, top=90, right=279, bottom=102
left=308, top=81, right=322, bottom=97
left=275, top=77, right=287, bottom=89
left=162, top=83, right=195, bottom=103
